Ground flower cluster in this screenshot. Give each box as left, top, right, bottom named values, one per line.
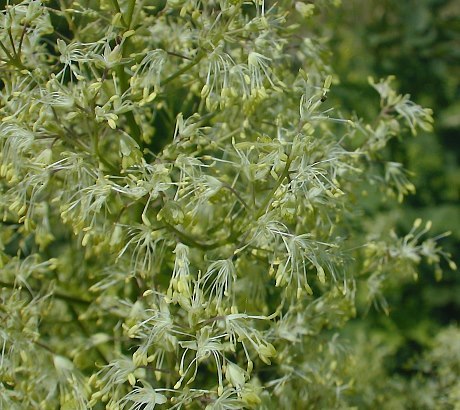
left=0, top=1, right=455, bottom=409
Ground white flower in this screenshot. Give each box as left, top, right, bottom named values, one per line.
left=121, top=384, right=167, bottom=410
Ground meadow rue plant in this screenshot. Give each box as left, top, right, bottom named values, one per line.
left=0, top=1, right=456, bottom=409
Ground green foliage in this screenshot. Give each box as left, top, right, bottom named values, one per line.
left=340, top=325, right=460, bottom=410
left=328, top=0, right=460, bottom=209
left=324, top=1, right=460, bottom=405
left=0, top=1, right=456, bottom=409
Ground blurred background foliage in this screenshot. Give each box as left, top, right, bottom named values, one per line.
left=319, top=0, right=459, bottom=406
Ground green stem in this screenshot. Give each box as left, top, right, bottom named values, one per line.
left=166, top=50, right=192, bottom=61
left=93, top=127, right=119, bottom=173
left=108, top=0, right=142, bottom=149
left=0, top=38, right=13, bottom=60
left=162, top=50, right=206, bottom=86
left=51, top=107, right=89, bottom=152
left=109, top=0, right=127, bottom=26
left=33, top=339, right=56, bottom=354
left=126, top=0, right=136, bottom=28
left=116, top=63, right=142, bottom=145
left=163, top=221, right=227, bottom=250
left=0, top=38, right=25, bottom=69
left=256, top=157, right=292, bottom=219
left=8, top=28, right=17, bottom=55
left=0, top=280, right=91, bottom=306
left=222, top=183, right=251, bottom=212
left=68, top=304, right=109, bottom=364
left=0, top=40, right=14, bottom=62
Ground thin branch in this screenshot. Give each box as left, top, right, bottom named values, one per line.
left=126, top=0, right=136, bottom=29
left=17, top=24, right=28, bottom=58
left=8, top=28, right=17, bottom=55
left=109, top=0, right=124, bottom=20
left=256, top=156, right=292, bottom=218
left=0, top=38, right=15, bottom=62
left=166, top=50, right=193, bottom=61
left=162, top=50, right=206, bottom=86
left=221, top=183, right=251, bottom=212
left=68, top=304, right=109, bottom=364
left=0, top=280, right=91, bottom=306
left=163, top=221, right=227, bottom=250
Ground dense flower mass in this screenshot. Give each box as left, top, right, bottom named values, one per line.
left=0, top=1, right=456, bottom=409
